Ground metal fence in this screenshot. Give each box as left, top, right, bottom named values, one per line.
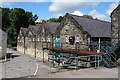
left=1, top=60, right=37, bottom=79
left=48, top=54, right=102, bottom=73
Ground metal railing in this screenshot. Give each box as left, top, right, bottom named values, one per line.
left=1, top=60, right=37, bottom=79
left=48, top=54, right=102, bottom=73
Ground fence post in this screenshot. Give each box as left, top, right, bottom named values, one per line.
left=95, top=55, right=96, bottom=68
left=49, top=54, right=51, bottom=74
left=98, top=55, right=99, bottom=67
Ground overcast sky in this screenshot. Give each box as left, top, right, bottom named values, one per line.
left=1, top=0, right=119, bottom=22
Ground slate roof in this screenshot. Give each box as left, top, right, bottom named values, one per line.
left=69, top=14, right=111, bottom=37
left=21, top=28, right=28, bottom=37
left=30, top=25, right=40, bottom=35
left=45, top=21, right=60, bottom=34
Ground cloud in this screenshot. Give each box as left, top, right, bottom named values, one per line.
left=71, top=11, right=83, bottom=16
left=89, top=9, right=108, bottom=21
left=106, top=2, right=118, bottom=16
left=49, top=1, right=99, bottom=13
left=1, top=2, right=12, bottom=8
left=53, top=13, right=62, bottom=17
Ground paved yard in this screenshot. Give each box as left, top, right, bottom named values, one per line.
left=0, top=48, right=119, bottom=79
left=0, top=48, right=55, bottom=78
left=30, top=67, right=118, bottom=78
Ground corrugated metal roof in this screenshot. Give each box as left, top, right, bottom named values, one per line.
left=70, top=14, right=111, bottom=37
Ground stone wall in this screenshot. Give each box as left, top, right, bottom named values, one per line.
left=57, top=16, right=90, bottom=50
left=111, top=5, right=120, bottom=43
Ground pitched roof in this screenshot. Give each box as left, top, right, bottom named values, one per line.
left=30, top=25, right=40, bottom=35
left=45, top=21, right=60, bottom=34
left=21, top=28, right=28, bottom=37
left=69, top=14, right=111, bottom=37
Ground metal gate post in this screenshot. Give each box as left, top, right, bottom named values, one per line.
left=95, top=55, right=96, bottom=68
left=62, top=53, right=63, bottom=66
left=76, top=56, right=78, bottom=70
left=98, top=55, right=99, bottom=67
left=52, top=51, right=54, bottom=68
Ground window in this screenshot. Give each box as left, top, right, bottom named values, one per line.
left=47, top=36, right=50, bottom=42
left=65, top=35, right=69, bottom=43
left=22, top=39, right=24, bottom=42
left=37, top=38, right=40, bottom=41
left=76, top=34, right=80, bottom=43
left=42, top=37, right=45, bottom=42
left=18, top=37, right=20, bottom=39
left=33, top=38, right=35, bottom=41
left=65, top=24, right=69, bottom=31
left=42, top=29, right=45, bottom=33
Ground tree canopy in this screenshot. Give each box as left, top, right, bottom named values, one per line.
left=2, top=8, right=38, bottom=47
left=48, top=16, right=63, bottom=22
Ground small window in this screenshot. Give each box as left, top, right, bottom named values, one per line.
left=65, top=24, right=69, bottom=31
left=47, top=37, right=50, bottom=42
left=18, top=37, right=20, bottom=39
left=65, top=35, right=69, bottom=43
left=42, top=29, right=45, bottom=33
left=76, top=34, right=80, bottom=43
left=33, top=38, right=35, bottom=41
left=42, top=37, right=45, bottom=42
left=37, top=38, right=40, bottom=41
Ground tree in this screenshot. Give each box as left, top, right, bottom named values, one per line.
left=2, top=8, right=39, bottom=47
left=2, top=8, right=11, bottom=32
left=25, top=11, right=38, bottom=25
left=83, top=15, right=93, bottom=19
left=48, top=16, right=63, bottom=22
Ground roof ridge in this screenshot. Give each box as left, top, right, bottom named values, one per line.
left=69, top=13, right=110, bottom=23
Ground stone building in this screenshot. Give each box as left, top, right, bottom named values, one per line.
left=17, top=27, right=28, bottom=54
left=55, top=13, right=111, bottom=51
left=111, top=4, right=120, bottom=64
left=26, top=25, right=40, bottom=58
left=38, top=21, right=60, bottom=59
left=111, top=4, right=120, bottom=43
